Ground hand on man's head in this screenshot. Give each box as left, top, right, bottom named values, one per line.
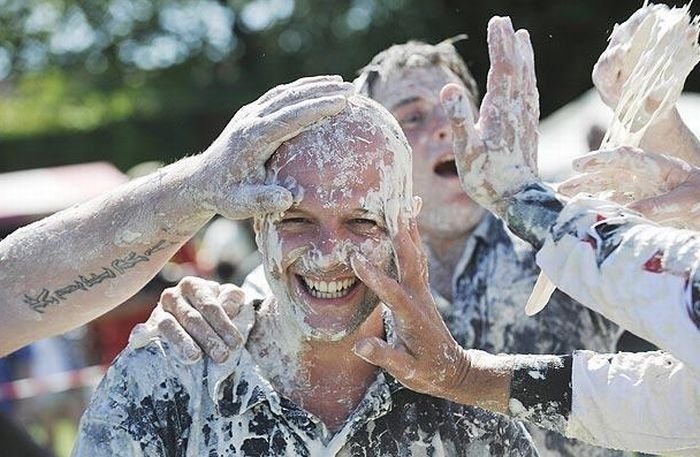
left=196, top=75, right=354, bottom=221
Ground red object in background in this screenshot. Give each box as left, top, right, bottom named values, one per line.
left=91, top=306, right=154, bottom=366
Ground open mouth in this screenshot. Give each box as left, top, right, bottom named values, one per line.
left=299, top=275, right=359, bottom=300
left=434, top=159, right=459, bottom=178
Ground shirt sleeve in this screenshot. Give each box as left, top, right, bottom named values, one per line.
left=535, top=194, right=700, bottom=376
left=567, top=350, right=700, bottom=455
left=508, top=351, right=700, bottom=454
left=508, top=354, right=572, bottom=435
left=505, top=185, right=700, bottom=375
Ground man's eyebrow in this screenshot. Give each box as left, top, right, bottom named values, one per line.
left=390, top=96, right=423, bottom=111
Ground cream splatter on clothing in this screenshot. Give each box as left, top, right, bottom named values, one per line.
left=74, top=336, right=538, bottom=456
left=504, top=185, right=700, bottom=454
left=429, top=213, right=626, bottom=457
left=243, top=212, right=626, bottom=457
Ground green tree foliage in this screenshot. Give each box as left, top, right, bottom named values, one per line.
left=1, top=0, right=699, bottom=172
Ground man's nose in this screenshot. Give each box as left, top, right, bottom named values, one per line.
left=317, top=227, right=345, bottom=255
left=432, top=109, right=452, bottom=142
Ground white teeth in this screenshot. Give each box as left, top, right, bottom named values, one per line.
left=302, top=277, right=357, bottom=299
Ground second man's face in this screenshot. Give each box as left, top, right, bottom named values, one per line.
left=372, top=64, right=486, bottom=241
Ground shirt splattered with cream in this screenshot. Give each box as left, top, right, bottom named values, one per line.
left=74, top=312, right=539, bottom=457
left=430, top=212, right=626, bottom=457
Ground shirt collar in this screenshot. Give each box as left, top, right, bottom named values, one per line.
left=427, top=213, right=500, bottom=305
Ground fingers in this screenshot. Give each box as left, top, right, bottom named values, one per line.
left=440, top=83, right=480, bottom=171
left=180, top=278, right=246, bottom=350
left=220, top=284, right=256, bottom=343
left=486, top=16, right=517, bottom=85
left=353, top=337, right=416, bottom=380
left=255, top=75, right=345, bottom=106
left=558, top=170, right=631, bottom=198
left=129, top=306, right=204, bottom=362
left=259, top=80, right=354, bottom=117
left=160, top=280, right=232, bottom=363
left=628, top=184, right=700, bottom=228
left=391, top=216, right=419, bottom=285
left=573, top=147, right=690, bottom=186
left=251, top=94, right=350, bottom=150
left=400, top=217, right=429, bottom=289
left=515, top=28, right=540, bottom=169
left=218, top=184, right=293, bottom=220
left=218, top=283, right=246, bottom=319
left=350, top=252, right=409, bottom=318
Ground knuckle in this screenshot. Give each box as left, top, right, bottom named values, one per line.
left=179, top=275, right=204, bottom=293
left=159, top=289, right=178, bottom=309
left=221, top=284, right=246, bottom=303
left=197, top=300, right=224, bottom=318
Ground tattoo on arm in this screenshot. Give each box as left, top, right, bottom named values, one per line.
left=23, top=240, right=177, bottom=314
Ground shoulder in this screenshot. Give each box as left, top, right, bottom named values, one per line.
left=85, top=339, right=204, bottom=423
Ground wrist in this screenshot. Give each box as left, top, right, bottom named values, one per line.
left=504, top=182, right=563, bottom=250
left=164, top=155, right=218, bottom=226
left=449, top=349, right=514, bottom=414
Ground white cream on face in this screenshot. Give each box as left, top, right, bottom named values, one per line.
left=372, top=65, right=486, bottom=240
left=254, top=95, right=413, bottom=343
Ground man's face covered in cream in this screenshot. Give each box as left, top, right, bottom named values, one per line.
left=254, top=95, right=414, bottom=341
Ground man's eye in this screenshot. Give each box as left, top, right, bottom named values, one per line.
left=350, top=218, right=380, bottom=229
left=280, top=217, right=310, bottom=225
left=399, top=111, right=425, bottom=128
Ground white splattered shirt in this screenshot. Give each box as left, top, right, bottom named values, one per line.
left=74, top=318, right=538, bottom=456
left=503, top=186, right=700, bottom=455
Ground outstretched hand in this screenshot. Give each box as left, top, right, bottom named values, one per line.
left=129, top=277, right=254, bottom=363
left=350, top=216, right=512, bottom=413
left=197, top=75, right=354, bottom=220
left=559, top=146, right=700, bottom=231
left=440, top=16, right=539, bottom=217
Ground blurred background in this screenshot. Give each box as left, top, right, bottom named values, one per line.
left=1, top=0, right=699, bottom=455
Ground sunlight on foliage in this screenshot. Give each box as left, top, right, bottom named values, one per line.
left=0, top=71, right=157, bottom=138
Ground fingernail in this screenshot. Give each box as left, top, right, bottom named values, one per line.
left=353, top=340, right=373, bottom=358
left=185, top=344, right=202, bottom=362
left=212, top=345, right=230, bottom=363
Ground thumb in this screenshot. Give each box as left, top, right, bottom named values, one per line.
left=353, top=337, right=416, bottom=380
left=218, top=185, right=293, bottom=220
left=440, top=83, right=477, bottom=158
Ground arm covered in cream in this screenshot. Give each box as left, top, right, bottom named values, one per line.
left=0, top=76, right=353, bottom=356
left=507, top=350, right=700, bottom=454
left=504, top=185, right=700, bottom=375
